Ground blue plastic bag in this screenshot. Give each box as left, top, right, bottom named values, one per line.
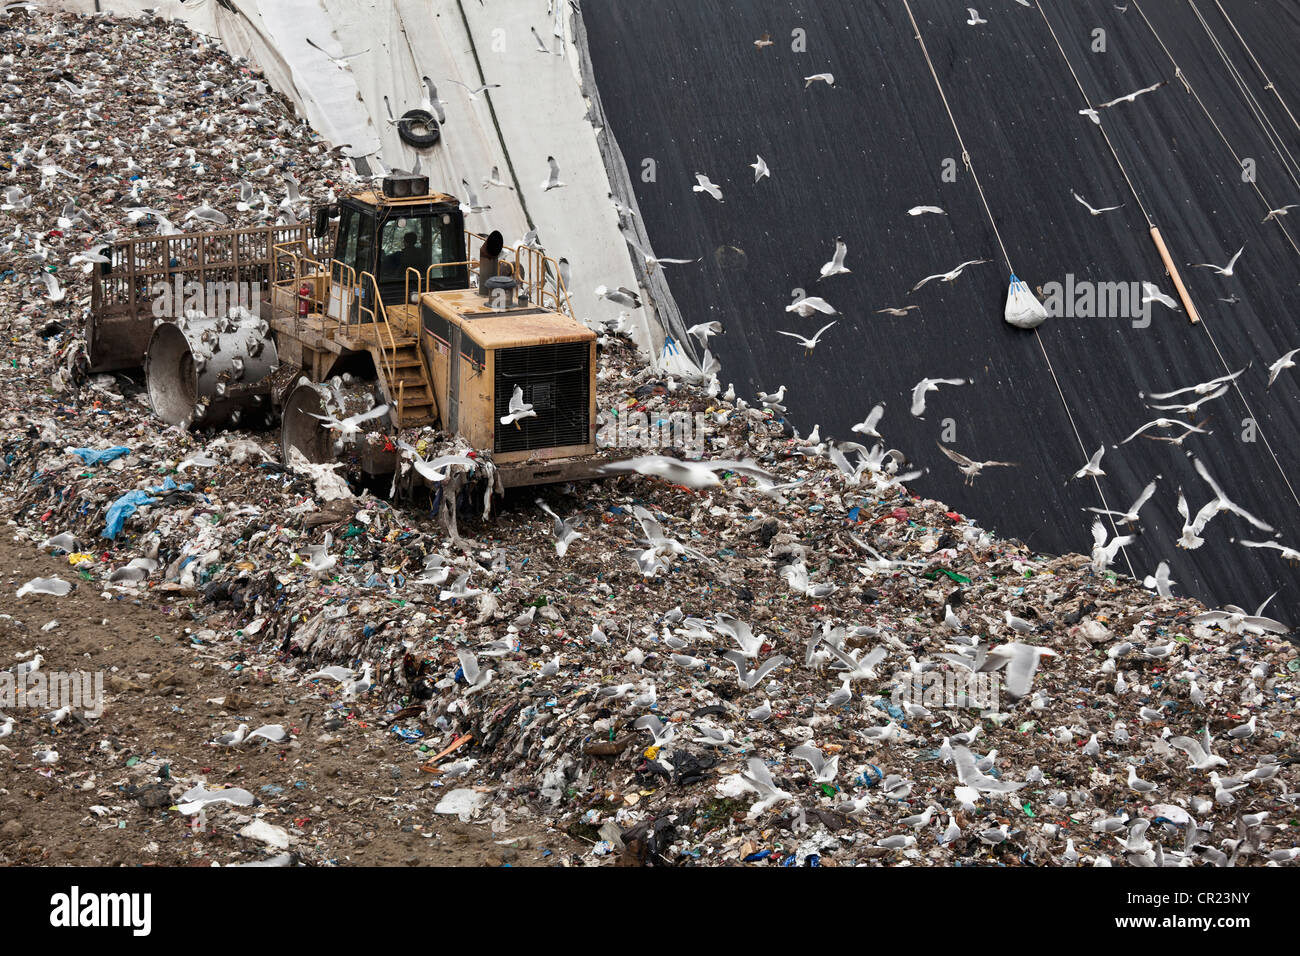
left=71, top=446, right=131, bottom=466
left=102, top=490, right=158, bottom=539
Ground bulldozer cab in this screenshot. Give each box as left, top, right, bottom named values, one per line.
left=324, top=188, right=468, bottom=322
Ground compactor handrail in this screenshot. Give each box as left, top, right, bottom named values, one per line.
left=423, top=234, right=574, bottom=317
left=356, top=269, right=404, bottom=421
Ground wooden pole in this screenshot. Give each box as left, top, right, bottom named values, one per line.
left=1149, top=226, right=1200, bottom=324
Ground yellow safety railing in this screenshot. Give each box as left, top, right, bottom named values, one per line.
left=356, top=269, right=404, bottom=421
left=404, top=266, right=424, bottom=312
left=420, top=232, right=575, bottom=317
left=272, top=240, right=330, bottom=333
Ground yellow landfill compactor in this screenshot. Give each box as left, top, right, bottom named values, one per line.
left=89, top=172, right=600, bottom=489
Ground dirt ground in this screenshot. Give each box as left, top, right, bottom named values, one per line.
left=0, top=538, right=577, bottom=867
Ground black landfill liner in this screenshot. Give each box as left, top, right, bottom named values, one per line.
left=583, top=0, right=1300, bottom=625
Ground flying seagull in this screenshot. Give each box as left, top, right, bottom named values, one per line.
left=692, top=173, right=723, bottom=201
left=750, top=155, right=770, bottom=182
left=1190, top=245, right=1245, bottom=276
left=790, top=743, right=839, bottom=784
left=309, top=403, right=390, bottom=438
left=1069, top=445, right=1105, bottom=481
left=1072, top=190, right=1124, bottom=215
left=851, top=403, right=885, bottom=438
left=911, top=377, right=967, bottom=417
left=1262, top=204, right=1297, bottom=223
left=804, top=73, right=835, bottom=88
left=1141, top=282, right=1179, bottom=310
left=624, top=236, right=699, bottom=273
left=721, top=651, right=790, bottom=690
left=305, top=37, right=370, bottom=69
left=537, top=499, right=583, bottom=557
left=481, top=166, right=513, bottom=190
left=500, top=385, right=537, bottom=427
left=1098, top=80, right=1167, bottom=108
left=908, top=205, right=946, bottom=216
left=1267, top=348, right=1300, bottom=388
left=938, top=444, right=1018, bottom=485
left=786, top=295, right=838, bottom=317
left=909, top=258, right=990, bottom=293
left=541, top=156, right=566, bottom=191
left=1118, top=418, right=1208, bottom=444
left=1085, top=477, right=1159, bottom=525
left=1147, top=383, right=1229, bottom=416
left=446, top=78, right=501, bottom=100
left=819, top=237, right=850, bottom=279
left=777, top=321, right=837, bottom=356
left=687, top=321, right=723, bottom=346
left=876, top=305, right=919, bottom=316
left=966, top=8, right=988, bottom=25
left=1091, top=520, right=1136, bottom=571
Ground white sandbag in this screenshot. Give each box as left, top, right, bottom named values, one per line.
left=1004, top=274, right=1050, bottom=329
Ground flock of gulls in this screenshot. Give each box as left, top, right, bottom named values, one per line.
left=4, top=4, right=1299, bottom=867
left=542, top=3, right=1300, bottom=631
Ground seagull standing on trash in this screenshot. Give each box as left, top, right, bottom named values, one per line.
left=1127, top=764, right=1158, bottom=793
left=212, top=723, right=249, bottom=746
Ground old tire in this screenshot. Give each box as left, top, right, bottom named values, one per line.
left=398, top=109, right=441, bottom=149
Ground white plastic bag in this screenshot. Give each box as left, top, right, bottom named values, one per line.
left=1004, top=273, right=1049, bottom=329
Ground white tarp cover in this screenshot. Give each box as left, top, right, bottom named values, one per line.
left=1004, top=273, right=1050, bottom=329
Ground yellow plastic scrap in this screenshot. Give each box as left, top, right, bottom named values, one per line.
left=67, top=552, right=95, bottom=566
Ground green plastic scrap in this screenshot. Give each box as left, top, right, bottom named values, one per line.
left=923, top=568, right=972, bottom=584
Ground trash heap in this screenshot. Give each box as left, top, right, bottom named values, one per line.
left=1, top=9, right=1297, bottom=867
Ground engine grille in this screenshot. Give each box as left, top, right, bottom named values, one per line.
left=494, top=342, right=590, bottom=453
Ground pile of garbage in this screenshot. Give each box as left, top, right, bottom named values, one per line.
left=1, top=9, right=1297, bottom=867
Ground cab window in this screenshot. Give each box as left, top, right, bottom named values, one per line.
left=379, top=216, right=437, bottom=284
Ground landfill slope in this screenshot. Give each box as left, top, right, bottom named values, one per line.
left=582, top=0, right=1300, bottom=625
left=2, top=9, right=1298, bottom=869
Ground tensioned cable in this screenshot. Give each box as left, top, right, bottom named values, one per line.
left=1034, top=1, right=1154, bottom=228
left=1130, top=0, right=1300, bottom=261
left=900, top=0, right=1135, bottom=577
left=1212, top=0, right=1300, bottom=140
left=1186, top=0, right=1300, bottom=191
left=1123, top=0, right=1300, bottom=511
